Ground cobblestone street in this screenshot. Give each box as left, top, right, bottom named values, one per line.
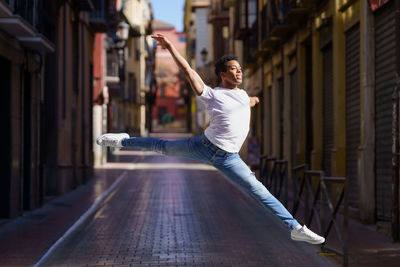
left=40, top=150, right=332, bottom=266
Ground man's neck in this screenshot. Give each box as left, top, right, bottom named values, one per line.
left=221, top=82, right=238, bottom=90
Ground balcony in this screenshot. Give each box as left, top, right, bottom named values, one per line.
left=249, top=20, right=258, bottom=55
left=260, top=4, right=279, bottom=52
left=243, top=21, right=258, bottom=69
left=90, top=0, right=108, bottom=32
left=258, top=0, right=300, bottom=45
left=0, top=0, right=55, bottom=54
left=35, top=3, right=57, bottom=43
left=74, top=0, right=94, bottom=11
left=106, top=51, right=120, bottom=83
left=234, top=0, right=255, bottom=40
left=18, top=34, right=55, bottom=54
left=0, top=16, right=36, bottom=38
left=0, top=0, right=12, bottom=17
left=0, top=0, right=36, bottom=38
left=90, top=0, right=119, bottom=32
left=283, top=0, right=311, bottom=25
left=301, top=0, right=324, bottom=8
left=268, top=0, right=293, bottom=39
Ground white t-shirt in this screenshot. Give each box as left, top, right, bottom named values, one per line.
left=199, top=85, right=250, bottom=153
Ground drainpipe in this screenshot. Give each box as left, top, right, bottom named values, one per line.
left=392, top=0, right=400, bottom=242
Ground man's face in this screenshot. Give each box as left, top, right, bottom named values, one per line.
left=221, top=60, right=242, bottom=86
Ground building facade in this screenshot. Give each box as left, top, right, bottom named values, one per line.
left=120, top=0, right=154, bottom=137
left=185, top=0, right=400, bottom=240
left=0, top=0, right=97, bottom=218
left=92, top=0, right=155, bottom=166
left=184, top=0, right=213, bottom=133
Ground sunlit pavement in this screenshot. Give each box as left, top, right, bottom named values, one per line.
left=38, top=149, right=332, bottom=266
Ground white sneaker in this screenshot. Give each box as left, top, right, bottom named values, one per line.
left=96, top=133, right=129, bottom=148
left=291, top=225, right=325, bottom=244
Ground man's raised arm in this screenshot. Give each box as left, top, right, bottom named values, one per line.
left=151, top=34, right=205, bottom=96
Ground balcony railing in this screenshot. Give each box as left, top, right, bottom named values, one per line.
left=249, top=20, right=258, bottom=54
left=74, top=0, right=94, bottom=11
left=258, top=0, right=299, bottom=43
left=90, top=0, right=106, bottom=27
left=283, top=0, right=311, bottom=25
left=243, top=20, right=258, bottom=67
left=90, top=0, right=118, bottom=32
left=234, top=0, right=257, bottom=40
left=13, top=0, right=36, bottom=26
left=0, top=0, right=55, bottom=53
left=2, top=0, right=56, bottom=42
left=36, top=3, right=56, bottom=43
left=106, top=52, right=119, bottom=79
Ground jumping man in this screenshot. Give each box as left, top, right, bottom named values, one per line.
left=96, top=33, right=325, bottom=245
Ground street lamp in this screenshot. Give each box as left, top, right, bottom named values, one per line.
left=118, top=21, right=130, bottom=41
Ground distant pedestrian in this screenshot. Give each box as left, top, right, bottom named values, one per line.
left=97, top=33, right=325, bottom=245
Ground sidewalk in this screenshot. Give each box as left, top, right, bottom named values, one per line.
left=0, top=167, right=127, bottom=267
left=324, top=214, right=400, bottom=266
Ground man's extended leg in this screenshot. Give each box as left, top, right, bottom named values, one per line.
left=213, top=153, right=299, bottom=229
left=213, top=153, right=325, bottom=244
left=97, top=133, right=209, bottom=163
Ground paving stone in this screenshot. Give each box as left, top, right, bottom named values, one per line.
left=41, top=153, right=332, bottom=266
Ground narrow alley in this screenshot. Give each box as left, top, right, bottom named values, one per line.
left=38, top=147, right=331, bottom=266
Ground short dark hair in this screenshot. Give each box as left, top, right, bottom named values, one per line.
left=214, top=55, right=238, bottom=85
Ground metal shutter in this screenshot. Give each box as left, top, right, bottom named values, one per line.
left=322, top=44, right=334, bottom=176
left=279, top=79, right=284, bottom=159
left=268, top=86, right=273, bottom=155
left=305, top=42, right=313, bottom=166
left=0, top=56, right=11, bottom=218
left=345, top=23, right=361, bottom=209
left=375, top=1, right=396, bottom=221
left=291, top=69, right=299, bottom=167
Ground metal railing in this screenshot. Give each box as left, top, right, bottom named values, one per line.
left=260, top=4, right=268, bottom=42
left=259, top=156, right=348, bottom=266
left=13, top=0, right=36, bottom=26
left=90, top=0, right=106, bottom=21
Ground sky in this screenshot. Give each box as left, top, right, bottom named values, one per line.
left=150, top=0, right=185, bottom=32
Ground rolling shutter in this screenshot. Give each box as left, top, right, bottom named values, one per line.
left=322, top=44, right=334, bottom=176
left=345, top=23, right=361, bottom=209
left=375, top=0, right=396, bottom=221
left=279, top=79, right=284, bottom=159
left=290, top=69, right=299, bottom=167
left=0, top=56, right=11, bottom=218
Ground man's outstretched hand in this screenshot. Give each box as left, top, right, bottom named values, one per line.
left=250, top=97, right=260, bottom=107
left=151, top=34, right=171, bottom=49
left=151, top=33, right=205, bottom=96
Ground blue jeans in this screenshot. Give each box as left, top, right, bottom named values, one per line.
left=121, top=134, right=300, bottom=230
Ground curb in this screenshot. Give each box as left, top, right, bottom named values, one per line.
left=34, top=170, right=128, bottom=267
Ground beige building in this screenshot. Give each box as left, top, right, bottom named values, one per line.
left=93, top=0, right=155, bottom=166
left=184, top=0, right=214, bottom=133
left=123, top=0, right=155, bottom=137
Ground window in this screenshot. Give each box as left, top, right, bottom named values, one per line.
left=238, top=0, right=257, bottom=29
